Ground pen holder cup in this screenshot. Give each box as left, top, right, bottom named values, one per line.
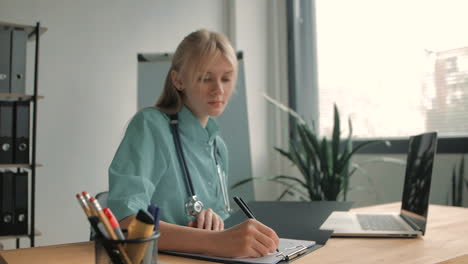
left=95, top=231, right=160, bottom=264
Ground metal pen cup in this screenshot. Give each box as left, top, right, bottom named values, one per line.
left=95, top=231, right=160, bottom=264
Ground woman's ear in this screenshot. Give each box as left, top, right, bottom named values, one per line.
left=171, top=70, right=183, bottom=91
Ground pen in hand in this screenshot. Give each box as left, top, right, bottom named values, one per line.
left=233, top=196, right=279, bottom=253
left=233, top=196, right=256, bottom=218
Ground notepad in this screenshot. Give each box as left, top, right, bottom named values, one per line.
left=163, top=238, right=316, bottom=264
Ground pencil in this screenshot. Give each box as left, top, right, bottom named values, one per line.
left=82, top=191, right=98, bottom=216
left=75, top=193, right=91, bottom=217
left=89, top=197, right=133, bottom=264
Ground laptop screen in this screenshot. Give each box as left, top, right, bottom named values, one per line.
left=400, top=132, right=438, bottom=235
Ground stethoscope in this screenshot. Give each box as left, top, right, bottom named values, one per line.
left=168, top=114, right=231, bottom=217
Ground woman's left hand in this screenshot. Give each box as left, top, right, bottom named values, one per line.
left=188, top=208, right=224, bottom=231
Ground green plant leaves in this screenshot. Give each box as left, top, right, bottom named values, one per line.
left=232, top=95, right=390, bottom=201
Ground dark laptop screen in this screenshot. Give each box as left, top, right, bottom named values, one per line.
left=400, top=132, right=438, bottom=235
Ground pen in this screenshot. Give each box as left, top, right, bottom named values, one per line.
left=103, top=208, right=125, bottom=240
left=89, top=197, right=132, bottom=264
left=75, top=193, right=91, bottom=217
left=233, top=196, right=279, bottom=253
left=233, top=196, right=256, bottom=218
left=147, top=205, right=160, bottom=231
left=88, top=216, right=125, bottom=264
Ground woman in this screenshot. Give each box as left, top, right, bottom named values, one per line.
left=107, top=29, right=279, bottom=258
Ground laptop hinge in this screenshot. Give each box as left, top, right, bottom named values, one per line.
left=400, top=213, right=421, bottom=231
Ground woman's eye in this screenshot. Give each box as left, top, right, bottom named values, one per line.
left=222, top=78, right=231, bottom=82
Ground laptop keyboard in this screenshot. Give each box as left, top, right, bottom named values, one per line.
left=357, top=214, right=409, bottom=231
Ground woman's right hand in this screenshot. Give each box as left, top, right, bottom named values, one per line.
left=211, top=219, right=279, bottom=258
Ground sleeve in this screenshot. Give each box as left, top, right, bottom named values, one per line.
left=107, top=111, right=168, bottom=221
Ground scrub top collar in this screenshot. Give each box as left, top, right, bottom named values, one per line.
left=178, top=105, right=219, bottom=145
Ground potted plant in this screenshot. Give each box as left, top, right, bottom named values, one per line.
left=232, top=95, right=386, bottom=201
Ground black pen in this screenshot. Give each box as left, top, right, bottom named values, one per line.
left=233, top=196, right=256, bottom=218
left=88, top=216, right=126, bottom=264
left=233, top=196, right=279, bottom=253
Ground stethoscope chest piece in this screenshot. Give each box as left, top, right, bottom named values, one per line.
left=185, top=195, right=204, bottom=216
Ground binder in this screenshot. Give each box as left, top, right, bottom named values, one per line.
left=0, top=102, right=14, bottom=164
left=0, top=171, right=14, bottom=235
left=13, top=101, right=30, bottom=164
left=0, top=28, right=11, bottom=93
left=13, top=172, right=28, bottom=235
left=10, top=29, right=27, bottom=94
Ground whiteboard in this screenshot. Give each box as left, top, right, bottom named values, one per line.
left=137, top=52, right=255, bottom=202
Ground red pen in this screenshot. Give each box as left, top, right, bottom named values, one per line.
left=103, top=208, right=125, bottom=240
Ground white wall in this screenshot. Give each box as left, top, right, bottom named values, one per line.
left=230, top=0, right=289, bottom=201
left=0, top=0, right=230, bottom=248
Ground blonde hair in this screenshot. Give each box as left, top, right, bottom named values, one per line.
left=156, top=29, right=238, bottom=114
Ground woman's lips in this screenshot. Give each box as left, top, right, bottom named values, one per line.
left=208, top=101, right=224, bottom=107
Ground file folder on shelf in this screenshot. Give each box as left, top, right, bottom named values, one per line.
left=0, top=29, right=11, bottom=93
left=10, top=29, right=27, bottom=94
left=13, top=171, right=28, bottom=235
left=0, top=171, right=14, bottom=235
left=0, top=171, right=28, bottom=235
left=13, top=101, right=30, bottom=164
left=0, top=102, right=14, bottom=164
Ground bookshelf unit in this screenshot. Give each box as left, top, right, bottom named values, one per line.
left=0, top=21, right=46, bottom=248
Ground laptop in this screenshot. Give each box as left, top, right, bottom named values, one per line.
left=320, top=132, right=438, bottom=237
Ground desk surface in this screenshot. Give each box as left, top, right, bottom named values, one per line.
left=1, top=203, right=467, bottom=264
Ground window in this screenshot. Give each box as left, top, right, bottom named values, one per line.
left=313, top=0, right=468, bottom=141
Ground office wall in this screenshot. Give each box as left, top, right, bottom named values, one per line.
left=230, top=0, right=286, bottom=200
left=0, top=0, right=230, bottom=248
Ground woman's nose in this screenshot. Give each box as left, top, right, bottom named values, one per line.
left=212, top=80, right=224, bottom=95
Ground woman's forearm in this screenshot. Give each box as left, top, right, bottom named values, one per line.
left=158, top=221, right=218, bottom=255
left=119, top=217, right=218, bottom=255
left=119, top=217, right=279, bottom=258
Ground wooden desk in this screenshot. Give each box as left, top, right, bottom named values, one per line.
left=1, top=203, right=467, bottom=264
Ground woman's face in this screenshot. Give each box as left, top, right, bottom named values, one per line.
left=176, top=56, right=235, bottom=126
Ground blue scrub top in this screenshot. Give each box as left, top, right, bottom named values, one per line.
left=108, top=106, right=230, bottom=225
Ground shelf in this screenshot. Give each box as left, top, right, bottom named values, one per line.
left=0, top=229, right=41, bottom=240
left=0, top=164, right=43, bottom=169
left=0, top=94, right=44, bottom=100
left=0, top=21, right=47, bottom=41
left=1, top=20, right=43, bottom=248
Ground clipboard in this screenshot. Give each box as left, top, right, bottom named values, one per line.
left=162, top=238, right=316, bottom=264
